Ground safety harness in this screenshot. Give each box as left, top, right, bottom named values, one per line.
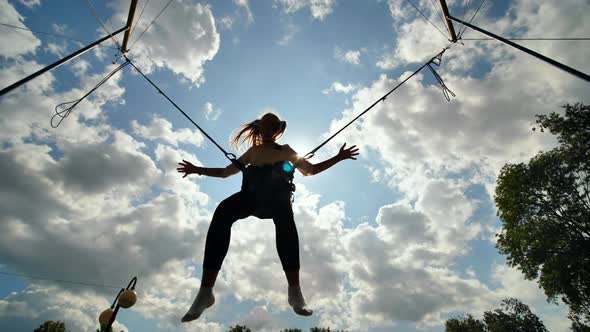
left=240, top=144, right=296, bottom=218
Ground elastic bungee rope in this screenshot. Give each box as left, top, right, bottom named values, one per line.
left=52, top=61, right=131, bottom=128
left=123, top=55, right=245, bottom=171
left=304, top=44, right=455, bottom=159
left=51, top=48, right=456, bottom=170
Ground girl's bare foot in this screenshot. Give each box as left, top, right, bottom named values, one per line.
left=181, top=287, right=215, bottom=322
left=288, top=285, right=313, bottom=316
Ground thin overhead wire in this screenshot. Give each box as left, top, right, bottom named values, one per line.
left=458, top=0, right=472, bottom=30
left=458, top=0, right=487, bottom=38
left=132, top=0, right=151, bottom=32
left=128, top=0, right=174, bottom=51
left=1, top=271, right=182, bottom=331
left=0, top=22, right=119, bottom=50
left=102, top=0, right=120, bottom=38
left=84, top=0, right=123, bottom=50
left=0, top=271, right=120, bottom=290
left=429, top=0, right=450, bottom=35
left=136, top=294, right=206, bottom=332
left=405, top=0, right=450, bottom=41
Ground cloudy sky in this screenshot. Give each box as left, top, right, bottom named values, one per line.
left=0, top=0, right=588, bottom=331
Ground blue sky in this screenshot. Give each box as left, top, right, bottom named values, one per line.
left=0, top=0, right=588, bottom=331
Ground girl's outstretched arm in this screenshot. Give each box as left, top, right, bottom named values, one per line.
left=294, top=143, right=359, bottom=176
left=177, top=148, right=252, bottom=178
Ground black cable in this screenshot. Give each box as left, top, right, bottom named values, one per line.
left=462, top=37, right=590, bottom=41
left=132, top=0, right=151, bottom=32
left=128, top=0, right=174, bottom=51
left=458, top=0, right=487, bottom=38
left=84, top=0, right=122, bottom=51
left=0, top=22, right=119, bottom=50
left=123, top=55, right=244, bottom=170
left=426, top=53, right=456, bottom=101
left=459, top=0, right=472, bottom=27
left=304, top=45, right=454, bottom=159
left=51, top=61, right=130, bottom=128
left=405, top=0, right=450, bottom=41
left=429, top=0, right=450, bottom=35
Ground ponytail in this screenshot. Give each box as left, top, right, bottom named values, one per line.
left=230, top=119, right=262, bottom=152
left=230, top=113, right=287, bottom=152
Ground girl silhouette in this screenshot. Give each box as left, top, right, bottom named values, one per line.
left=178, top=112, right=359, bottom=322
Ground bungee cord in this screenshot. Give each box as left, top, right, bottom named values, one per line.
left=51, top=61, right=131, bottom=128
left=122, top=55, right=245, bottom=171
left=458, top=0, right=487, bottom=38
left=132, top=0, right=152, bottom=33
left=458, top=0, right=472, bottom=30
left=429, top=0, right=450, bottom=36
left=0, top=22, right=120, bottom=50
left=84, top=0, right=123, bottom=51
left=405, top=0, right=450, bottom=41
left=426, top=52, right=456, bottom=101
left=304, top=45, right=455, bottom=159
left=128, top=0, right=175, bottom=51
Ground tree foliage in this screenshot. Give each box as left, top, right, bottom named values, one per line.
left=571, top=320, right=590, bottom=332
left=445, top=298, right=547, bottom=332
left=495, top=103, right=590, bottom=324
left=227, top=325, right=252, bottom=332
left=34, top=321, right=68, bottom=332
left=445, top=314, right=486, bottom=332
left=483, top=298, right=548, bottom=332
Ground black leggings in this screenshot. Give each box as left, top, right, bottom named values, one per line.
left=202, top=190, right=300, bottom=271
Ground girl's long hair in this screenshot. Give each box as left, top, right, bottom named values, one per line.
left=230, top=113, right=286, bottom=152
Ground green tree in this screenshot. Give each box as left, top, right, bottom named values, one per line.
left=483, top=298, right=548, bottom=332
left=280, top=329, right=302, bottom=332
left=445, top=314, right=486, bottom=332
left=445, top=298, right=547, bottom=332
left=34, top=321, right=68, bottom=332
left=571, top=320, right=590, bottom=332
left=495, top=103, right=590, bottom=325
left=226, top=325, right=251, bottom=332
left=309, top=328, right=349, bottom=332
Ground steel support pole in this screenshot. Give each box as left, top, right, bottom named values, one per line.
left=448, top=15, right=590, bottom=83
left=121, top=0, right=139, bottom=52
left=438, top=0, right=458, bottom=42
left=0, top=26, right=128, bottom=98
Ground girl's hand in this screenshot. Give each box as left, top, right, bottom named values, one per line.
left=177, top=159, right=201, bottom=178
left=337, top=143, right=359, bottom=160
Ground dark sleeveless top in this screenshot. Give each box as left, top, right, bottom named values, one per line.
left=240, top=143, right=296, bottom=218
